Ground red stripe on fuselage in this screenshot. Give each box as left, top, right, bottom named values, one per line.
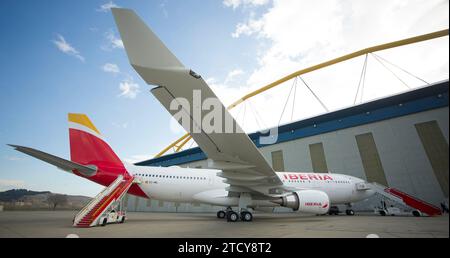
left=127, top=184, right=149, bottom=198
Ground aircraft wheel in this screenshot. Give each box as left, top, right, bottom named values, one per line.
left=240, top=211, right=253, bottom=222
left=412, top=210, right=421, bottom=217
left=120, top=216, right=126, bottom=223
left=217, top=210, right=226, bottom=219
left=346, top=209, right=355, bottom=216
left=226, top=211, right=239, bottom=222
left=101, top=218, right=107, bottom=226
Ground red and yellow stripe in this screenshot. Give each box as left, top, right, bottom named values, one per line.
left=68, top=113, right=101, bottom=135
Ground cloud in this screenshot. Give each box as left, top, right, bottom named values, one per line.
left=224, top=69, right=245, bottom=84
left=206, top=77, right=218, bottom=84
left=102, top=63, right=120, bottom=74
left=118, top=79, right=140, bottom=99
left=232, top=18, right=264, bottom=38
left=222, top=0, right=449, bottom=132
left=0, top=179, right=26, bottom=191
left=102, top=30, right=124, bottom=51
left=97, top=1, right=120, bottom=12
left=4, top=156, right=25, bottom=162
left=52, top=34, right=85, bottom=62
left=223, top=0, right=271, bottom=9
left=160, top=0, right=169, bottom=18
left=124, top=154, right=152, bottom=164
left=112, top=122, right=129, bottom=129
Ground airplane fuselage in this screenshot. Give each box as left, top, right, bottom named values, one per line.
left=124, top=164, right=375, bottom=209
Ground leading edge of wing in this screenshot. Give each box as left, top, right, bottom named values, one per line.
left=112, top=8, right=284, bottom=188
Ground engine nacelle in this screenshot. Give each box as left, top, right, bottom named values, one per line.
left=274, top=190, right=330, bottom=214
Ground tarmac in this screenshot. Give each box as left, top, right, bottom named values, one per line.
left=0, top=211, right=448, bottom=238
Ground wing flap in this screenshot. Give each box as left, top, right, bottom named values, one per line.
left=150, top=72, right=279, bottom=179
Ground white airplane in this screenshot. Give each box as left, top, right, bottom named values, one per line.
left=9, top=8, right=377, bottom=223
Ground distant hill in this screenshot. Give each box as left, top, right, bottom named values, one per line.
left=0, top=189, right=92, bottom=210
left=0, top=189, right=51, bottom=202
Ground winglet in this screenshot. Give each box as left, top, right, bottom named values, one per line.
left=111, top=8, right=184, bottom=71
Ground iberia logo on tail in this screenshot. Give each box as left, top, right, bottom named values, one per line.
left=68, top=113, right=129, bottom=183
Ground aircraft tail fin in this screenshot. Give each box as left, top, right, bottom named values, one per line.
left=68, top=113, right=127, bottom=178
left=10, top=114, right=131, bottom=187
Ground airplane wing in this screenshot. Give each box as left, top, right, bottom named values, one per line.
left=8, top=145, right=97, bottom=177
left=112, top=8, right=284, bottom=196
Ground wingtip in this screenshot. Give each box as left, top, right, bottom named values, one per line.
left=110, top=7, right=134, bottom=15
left=111, top=6, right=184, bottom=80
left=7, top=144, right=19, bottom=149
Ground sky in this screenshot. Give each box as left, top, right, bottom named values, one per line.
left=0, top=0, right=448, bottom=197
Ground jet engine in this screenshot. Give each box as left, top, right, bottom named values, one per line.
left=273, top=190, right=330, bottom=214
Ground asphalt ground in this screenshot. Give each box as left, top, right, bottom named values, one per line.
left=0, top=211, right=448, bottom=238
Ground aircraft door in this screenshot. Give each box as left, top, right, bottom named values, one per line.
left=208, top=176, right=213, bottom=186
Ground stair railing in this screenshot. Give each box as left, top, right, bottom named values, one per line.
left=73, top=175, right=124, bottom=226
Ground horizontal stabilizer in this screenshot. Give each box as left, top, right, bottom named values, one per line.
left=8, top=145, right=97, bottom=177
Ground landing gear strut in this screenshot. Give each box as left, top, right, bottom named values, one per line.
left=220, top=193, right=255, bottom=222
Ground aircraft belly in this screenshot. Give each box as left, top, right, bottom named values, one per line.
left=326, top=185, right=353, bottom=204
left=141, top=182, right=219, bottom=203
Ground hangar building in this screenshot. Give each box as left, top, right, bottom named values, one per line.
left=124, top=80, right=449, bottom=213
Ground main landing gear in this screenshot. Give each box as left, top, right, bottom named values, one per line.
left=345, top=203, right=355, bottom=216
left=227, top=211, right=239, bottom=222
left=240, top=211, right=253, bottom=222
left=216, top=210, right=226, bottom=219
left=218, top=193, right=254, bottom=222
left=217, top=207, right=253, bottom=222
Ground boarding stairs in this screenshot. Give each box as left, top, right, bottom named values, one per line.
left=365, top=182, right=442, bottom=216
left=73, top=175, right=135, bottom=227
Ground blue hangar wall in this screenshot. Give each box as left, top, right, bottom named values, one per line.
left=125, top=80, right=449, bottom=212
